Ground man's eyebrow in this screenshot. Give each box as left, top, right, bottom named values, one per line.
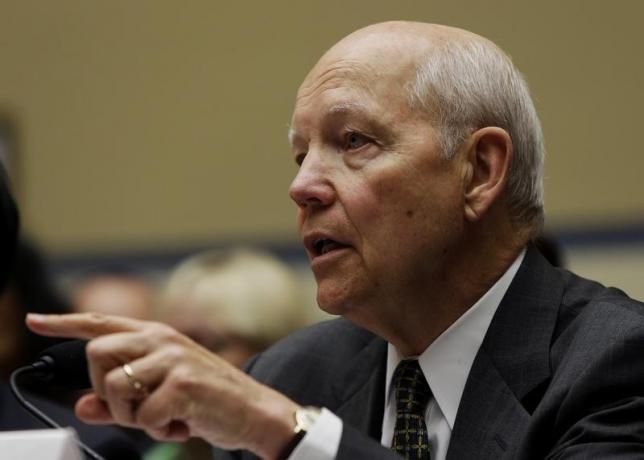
left=287, top=102, right=380, bottom=148
left=327, top=102, right=389, bottom=137
left=327, top=102, right=369, bottom=117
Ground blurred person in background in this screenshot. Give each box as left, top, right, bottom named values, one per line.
left=158, top=248, right=306, bottom=367
left=0, top=112, right=70, bottom=383
left=0, top=238, right=70, bottom=382
left=0, top=155, right=21, bottom=375
left=145, top=248, right=307, bottom=460
left=70, top=267, right=156, bottom=321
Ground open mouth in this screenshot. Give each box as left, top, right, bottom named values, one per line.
left=314, top=238, right=348, bottom=256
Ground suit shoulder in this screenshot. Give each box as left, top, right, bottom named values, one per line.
left=556, top=268, right=644, bottom=335
left=246, top=317, right=377, bottom=380
left=242, top=318, right=383, bottom=407
left=552, top=269, right=644, bottom=367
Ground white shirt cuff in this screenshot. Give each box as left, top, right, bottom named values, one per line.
left=288, top=408, right=342, bottom=460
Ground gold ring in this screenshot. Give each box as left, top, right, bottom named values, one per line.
left=122, top=363, right=147, bottom=396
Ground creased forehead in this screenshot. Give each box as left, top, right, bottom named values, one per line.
left=296, top=58, right=376, bottom=103
left=295, top=33, right=422, bottom=114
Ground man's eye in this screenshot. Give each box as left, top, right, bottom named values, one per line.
left=295, top=152, right=307, bottom=166
left=344, top=132, right=369, bottom=150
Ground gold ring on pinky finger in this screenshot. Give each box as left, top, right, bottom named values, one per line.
left=122, top=363, right=149, bottom=398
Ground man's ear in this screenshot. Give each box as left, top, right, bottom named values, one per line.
left=461, top=127, right=512, bottom=222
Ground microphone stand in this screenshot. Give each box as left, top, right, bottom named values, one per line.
left=10, top=364, right=106, bottom=460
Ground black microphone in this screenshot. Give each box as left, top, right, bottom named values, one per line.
left=34, top=340, right=92, bottom=389
left=10, top=340, right=104, bottom=460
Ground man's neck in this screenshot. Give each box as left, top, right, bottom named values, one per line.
left=358, top=223, right=528, bottom=356
left=405, top=248, right=523, bottom=355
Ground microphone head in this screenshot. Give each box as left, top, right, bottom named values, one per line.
left=36, top=339, right=92, bottom=390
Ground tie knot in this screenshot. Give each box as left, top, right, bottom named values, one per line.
left=393, top=360, right=431, bottom=415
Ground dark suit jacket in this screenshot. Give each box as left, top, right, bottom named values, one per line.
left=215, top=246, right=644, bottom=459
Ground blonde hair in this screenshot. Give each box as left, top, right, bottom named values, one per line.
left=160, top=248, right=305, bottom=348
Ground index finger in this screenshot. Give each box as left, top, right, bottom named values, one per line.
left=26, top=312, right=145, bottom=340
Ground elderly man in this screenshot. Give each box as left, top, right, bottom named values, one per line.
left=27, top=21, right=644, bottom=459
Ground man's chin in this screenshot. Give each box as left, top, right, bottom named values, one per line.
left=315, top=281, right=368, bottom=317
left=316, top=288, right=352, bottom=316
left=316, top=298, right=346, bottom=317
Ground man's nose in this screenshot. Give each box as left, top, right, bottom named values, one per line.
left=288, top=151, right=335, bottom=209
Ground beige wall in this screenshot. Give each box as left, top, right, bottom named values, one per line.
left=566, top=244, right=644, bottom=300
left=0, top=0, right=643, bottom=253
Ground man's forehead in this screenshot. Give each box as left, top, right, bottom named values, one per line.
left=296, top=58, right=376, bottom=104
left=293, top=32, right=427, bottom=113
left=288, top=23, right=457, bottom=145
left=290, top=56, right=386, bottom=132
left=297, top=21, right=476, bottom=96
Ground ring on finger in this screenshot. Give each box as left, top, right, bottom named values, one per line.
left=122, top=363, right=149, bottom=397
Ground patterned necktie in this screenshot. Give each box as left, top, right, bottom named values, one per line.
left=391, top=359, right=432, bottom=459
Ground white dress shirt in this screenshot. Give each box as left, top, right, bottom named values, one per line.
left=290, top=250, right=525, bottom=460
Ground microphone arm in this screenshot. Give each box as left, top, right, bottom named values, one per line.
left=9, top=340, right=105, bottom=460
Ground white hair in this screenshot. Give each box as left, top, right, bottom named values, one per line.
left=409, top=36, right=545, bottom=231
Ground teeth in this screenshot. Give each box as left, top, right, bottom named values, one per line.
left=321, top=241, right=334, bottom=254
left=315, top=239, right=341, bottom=255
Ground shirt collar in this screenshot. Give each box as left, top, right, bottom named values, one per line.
left=384, top=249, right=526, bottom=429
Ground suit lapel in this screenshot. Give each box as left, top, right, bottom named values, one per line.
left=333, top=336, right=388, bottom=441
left=447, top=351, right=530, bottom=459
left=448, top=246, right=564, bottom=459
